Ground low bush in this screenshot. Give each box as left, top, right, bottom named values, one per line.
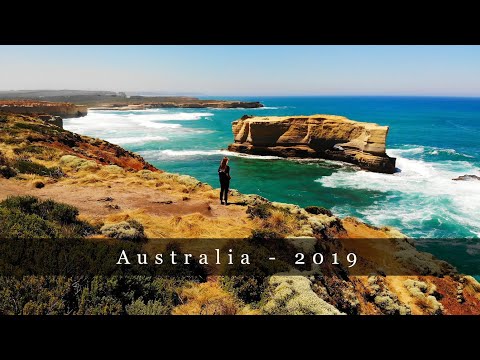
left=247, top=203, right=272, bottom=219
left=59, top=155, right=98, bottom=171
left=13, top=159, right=64, bottom=179
left=13, top=122, right=61, bottom=135
left=262, top=275, right=343, bottom=315
left=13, top=145, right=46, bottom=155
left=222, top=276, right=267, bottom=304
left=0, top=165, right=17, bottom=179
left=0, top=207, right=58, bottom=239
left=0, top=275, right=184, bottom=315
left=1, top=196, right=78, bottom=224
left=100, top=219, right=146, bottom=242
left=0, top=152, right=17, bottom=178
left=0, top=196, right=95, bottom=238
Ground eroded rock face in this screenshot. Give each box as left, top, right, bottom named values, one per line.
left=228, top=115, right=396, bottom=173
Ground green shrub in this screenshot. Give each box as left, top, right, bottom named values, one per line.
left=0, top=207, right=58, bottom=239
left=13, top=145, right=46, bottom=155
left=100, top=219, right=146, bottom=242
left=221, top=230, right=295, bottom=304
left=13, top=122, right=61, bottom=135
left=13, top=159, right=64, bottom=179
left=0, top=196, right=94, bottom=238
left=222, top=276, right=267, bottom=304
left=0, top=165, right=17, bottom=179
left=247, top=203, right=272, bottom=219
left=14, top=159, right=49, bottom=176
left=0, top=196, right=78, bottom=224
left=304, top=206, right=333, bottom=217
left=0, top=275, right=183, bottom=315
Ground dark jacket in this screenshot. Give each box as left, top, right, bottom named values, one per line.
left=218, top=165, right=231, bottom=182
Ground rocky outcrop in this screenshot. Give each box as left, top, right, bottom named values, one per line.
left=228, top=115, right=396, bottom=173
left=38, top=114, right=63, bottom=128
left=0, top=100, right=87, bottom=118
left=453, top=174, right=480, bottom=181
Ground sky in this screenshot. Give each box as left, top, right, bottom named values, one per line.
left=1, top=45, right=480, bottom=96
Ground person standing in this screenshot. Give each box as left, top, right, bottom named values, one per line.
left=218, top=156, right=231, bottom=205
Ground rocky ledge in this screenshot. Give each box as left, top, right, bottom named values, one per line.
left=228, top=115, right=397, bottom=173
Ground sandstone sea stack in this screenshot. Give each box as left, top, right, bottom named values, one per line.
left=228, top=115, right=396, bottom=173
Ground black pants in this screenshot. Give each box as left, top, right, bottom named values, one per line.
left=220, top=180, right=230, bottom=203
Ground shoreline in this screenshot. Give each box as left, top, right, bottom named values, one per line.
left=88, top=101, right=264, bottom=111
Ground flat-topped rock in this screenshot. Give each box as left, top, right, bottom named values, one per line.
left=228, top=114, right=396, bottom=173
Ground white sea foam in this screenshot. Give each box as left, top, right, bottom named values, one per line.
left=138, top=149, right=282, bottom=160
left=105, top=136, right=169, bottom=145
left=316, top=147, right=480, bottom=237
left=63, top=109, right=214, bottom=140
left=391, top=145, right=474, bottom=159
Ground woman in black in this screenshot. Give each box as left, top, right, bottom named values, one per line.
left=218, top=156, right=231, bottom=205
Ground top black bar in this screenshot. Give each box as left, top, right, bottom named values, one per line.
left=2, top=9, right=480, bottom=45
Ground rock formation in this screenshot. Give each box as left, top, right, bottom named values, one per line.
left=453, top=174, right=480, bottom=181
left=228, top=115, right=396, bottom=173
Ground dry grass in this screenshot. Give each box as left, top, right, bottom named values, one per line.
left=258, top=208, right=303, bottom=236
left=59, top=162, right=215, bottom=198
left=103, top=209, right=255, bottom=240
left=172, top=280, right=259, bottom=315
left=464, top=276, right=480, bottom=301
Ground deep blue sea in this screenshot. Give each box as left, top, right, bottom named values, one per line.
left=64, top=96, right=480, bottom=270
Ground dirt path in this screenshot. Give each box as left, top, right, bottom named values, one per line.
left=0, top=178, right=247, bottom=220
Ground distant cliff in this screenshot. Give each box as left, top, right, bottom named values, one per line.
left=0, top=90, right=263, bottom=109
left=0, top=100, right=87, bottom=118
left=91, top=100, right=263, bottom=110
left=228, top=115, right=396, bottom=173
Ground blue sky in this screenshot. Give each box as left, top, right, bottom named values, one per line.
left=1, top=45, right=480, bottom=96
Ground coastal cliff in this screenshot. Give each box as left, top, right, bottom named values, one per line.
left=0, top=113, right=479, bottom=315
left=0, top=100, right=87, bottom=118
left=228, top=115, right=396, bottom=173
left=91, top=100, right=263, bottom=110
left=0, top=90, right=264, bottom=109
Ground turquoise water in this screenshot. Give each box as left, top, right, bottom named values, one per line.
left=64, top=97, right=480, bottom=245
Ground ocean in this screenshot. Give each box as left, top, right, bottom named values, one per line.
left=63, top=96, right=480, bottom=269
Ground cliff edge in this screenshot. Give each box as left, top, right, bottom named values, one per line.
left=228, top=115, right=397, bottom=173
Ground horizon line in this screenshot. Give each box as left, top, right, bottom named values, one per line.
left=1, top=89, right=480, bottom=99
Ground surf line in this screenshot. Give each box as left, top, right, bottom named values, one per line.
left=116, top=248, right=251, bottom=265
